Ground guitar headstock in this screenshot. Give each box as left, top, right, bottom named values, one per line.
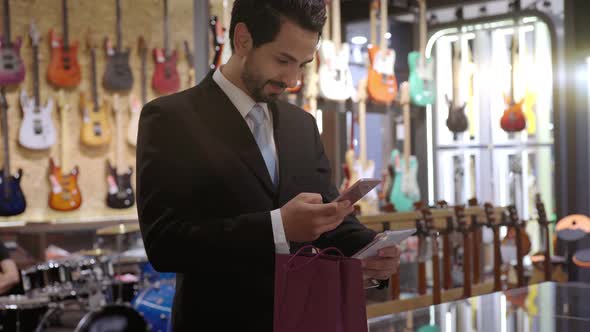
left=483, top=202, right=497, bottom=227
left=436, top=200, right=448, bottom=208
left=468, top=197, right=478, bottom=207
left=138, top=36, right=148, bottom=57
left=506, top=205, right=519, bottom=227
left=454, top=204, right=468, bottom=232
left=419, top=204, right=435, bottom=234
left=535, top=194, right=548, bottom=226
left=29, top=21, right=41, bottom=47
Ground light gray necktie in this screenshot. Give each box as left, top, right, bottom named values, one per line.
left=248, top=104, right=277, bottom=187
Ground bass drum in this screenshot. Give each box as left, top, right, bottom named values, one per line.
left=74, top=304, right=148, bottom=332
left=132, top=283, right=175, bottom=332
left=0, top=294, right=50, bottom=332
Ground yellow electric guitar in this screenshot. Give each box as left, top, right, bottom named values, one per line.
left=80, top=32, right=112, bottom=147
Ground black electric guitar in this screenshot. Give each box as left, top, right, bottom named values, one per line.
left=445, top=28, right=468, bottom=134
left=103, top=0, right=133, bottom=91
left=0, top=88, right=26, bottom=216
left=106, top=95, right=134, bottom=209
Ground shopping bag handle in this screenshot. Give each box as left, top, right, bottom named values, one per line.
left=285, top=245, right=344, bottom=272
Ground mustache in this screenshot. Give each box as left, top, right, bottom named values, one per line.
left=267, top=81, right=287, bottom=89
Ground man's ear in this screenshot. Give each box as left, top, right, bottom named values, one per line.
left=233, top=22, right=253, bottom=56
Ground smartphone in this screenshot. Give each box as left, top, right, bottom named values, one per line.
left=332, top=178, right=381, bottom=205
left=352, top=228, right=417, bottom=259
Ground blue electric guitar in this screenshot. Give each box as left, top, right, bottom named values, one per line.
left=408, top=0, right=435, bottom=106
left=390, top=82, right=420, bottom=211
left=0, top=88, right=26, bottom=216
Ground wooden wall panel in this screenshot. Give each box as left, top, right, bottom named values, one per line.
left=1, top=0, right=197, bottom=224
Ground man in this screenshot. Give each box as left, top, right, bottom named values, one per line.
left=136, top=0, right=401, bottom=330
left=0, top=241, right=20, bottom=295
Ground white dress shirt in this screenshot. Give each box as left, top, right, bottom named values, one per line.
left=213, top=68, right=290, bottom=254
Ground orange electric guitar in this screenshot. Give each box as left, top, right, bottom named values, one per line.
left=500, top=23, right=526, bottom=133
left=367, top=0, right=397, bottom=104
left=47, top=0, right=81, bottom=88
left=48, top=91, right=82, bottom=211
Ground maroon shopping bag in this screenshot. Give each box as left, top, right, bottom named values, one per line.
left=273, top=245, right=368, bottom=332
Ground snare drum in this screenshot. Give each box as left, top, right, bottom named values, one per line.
left=74, top=304, right=148, bottom=332
left=21, top=260, right=74, bottom=292
left=132, top=283, right=175, bottom=332
left=0, top=294, right=50, bottom=332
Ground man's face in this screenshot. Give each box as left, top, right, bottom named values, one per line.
left=241, top=19, right=318, bottom=103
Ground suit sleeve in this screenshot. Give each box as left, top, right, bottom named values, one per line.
left=307, top=115, right=378, bottom=257
left=136, top=103, right=275, bottom=273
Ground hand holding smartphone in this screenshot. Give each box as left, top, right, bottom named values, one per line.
left=332, top=178, right=381, bottom=205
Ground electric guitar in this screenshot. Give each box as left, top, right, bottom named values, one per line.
left=390, top=82, right=420, bottom=211
left=106, top=95, right=135, bottom=209
left=318, top=0, right=354, bottom=101
left=47, top=0, right=81, bottom=88
left=408, top=0, right=435, bottom=106
left=445, top=36, right=468, bottom=134
left=103, top=0, right=133, bottom=92
left=500, top=25, right=526, bottom=133
left=80, top=33, right=112, bottom=147
left=367, top=0, right=397, bottom=104
left=49, top=91, right=82, bottom=211
left=127, top=37, right=148, bottom=147
left=18, top=22, right=57, bottom=150
left=209, top=15, right=224, bottom=71
left=152, top=0, right=180, bottom=95
left=0, top=88, right=26, bottom=216
left=0, top=0, right=25, bottom=85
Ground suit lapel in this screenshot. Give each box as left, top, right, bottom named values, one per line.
left=269, top=101, right=291, bottom=196
left=196, top=74, right=275, bottom=195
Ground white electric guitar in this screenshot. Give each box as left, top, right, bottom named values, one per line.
left=19, top=22, right=56, bottom=150
left=318, top=0, right=354, bottom=101
left=127, top=37, right=147, bottom=146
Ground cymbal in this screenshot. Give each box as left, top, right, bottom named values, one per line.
left=77, top=248, right=113, bottom=257
left=97, top=223, right=140, bottom=236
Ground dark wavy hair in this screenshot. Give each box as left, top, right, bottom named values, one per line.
left=229, top=0, right=327, bottom=52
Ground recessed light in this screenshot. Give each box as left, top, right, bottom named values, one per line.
left=351, top=36, right=367, bottom=45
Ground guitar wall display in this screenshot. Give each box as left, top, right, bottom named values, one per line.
left=367, top=0, right=397, bottom=105
left=80, top=33, right=112, bottom=147
left=127, top=37, right=148, bottom=147
left=106, top=95, right=134, bottom=209
left=103, top=0, right=133, bottom=92
left=152, top=0, right=180, bottom=95
left=0, top=87, right=26, bottom=216
left=408, top=0, right=434, bottom=107
left=19, top=22, right=57, bottom=151
left=49, top=91, right=82, bottom=211
left=0, top=0, right=25, bottom=86
left=47, top=0, right=81, bottom=88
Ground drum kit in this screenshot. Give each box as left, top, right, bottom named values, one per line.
left=0, top=223, right=176, bottom=332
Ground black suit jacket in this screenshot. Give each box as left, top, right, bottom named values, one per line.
left=136, top=71, right=377, bottom=331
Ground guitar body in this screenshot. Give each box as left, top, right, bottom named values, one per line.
left=18, top=92, right=56, bottom=150
left=47, top=30, right=81, bottom=88
left=106, top=160, right=135, bottom=209
left=0, top=38, right=25, bottom=85
left=408, top=52, right=435, bottom=106
left=80, top=94, right=112, bottom=147
left=48, top=158, right=81, bottom=211
left=0, top=168, right=26, bottom=216
left=318, top=41, right=354, bottom=101
left=446, top=103, right=469, bottom=133
left=127, top=96, right=141, bottom=146
left=103, top=50, right=133, bottom=91
left=367, top=46, right=397, bottom=104
left=500, top=97, right=526, bottom=132
left=389, top=150, right=420, bottom=212
left=151, top=48, right=180, bottom=95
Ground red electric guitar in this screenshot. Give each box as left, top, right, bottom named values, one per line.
left=500, top=26, right=526, bottom=133
left=47, top=0, right=81, bottom=88
left=152, top=0, right=180, bottom=94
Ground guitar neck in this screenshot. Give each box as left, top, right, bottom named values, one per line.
left=418, top=0, right=426, bottom=55
left=115, top=98, right=124, bottom=172
left=369, top=1, right=377, bottom=46
left=3, top=0, right=11, bottom=44
left=359, top=98, right=367, bottom=165
left=163, top=0, right=169, bottom=54
left=403, top=100, right=411, bottom=169
left=90, top=49, right=99, bottom=110
left=115, top=0, right=122, bottom=51
left=379, top=0, right=387, bottom=50
left=1, top=90, right=10, bottom=178
left=322, top=2, right=331, bottom=42
left=33, top=45, right=41, bottom=109
left=331, top=0, right=341, bottom=49
left=451, top=40, right=461, bottom=104
left=140, top=52, right=147, bottom=104
left=60, top=100, right=68, bottom=170
left=62, top=0, right=69, bottom=47
left=511, top=29, right=519, bottom=101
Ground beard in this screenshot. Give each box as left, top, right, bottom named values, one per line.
left=241, top=58, right=286, bottom=103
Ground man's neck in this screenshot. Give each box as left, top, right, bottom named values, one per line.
left=219, top=58, right=254, bottom=100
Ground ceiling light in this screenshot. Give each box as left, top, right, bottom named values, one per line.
left=351, top=36, right=367, bottom=45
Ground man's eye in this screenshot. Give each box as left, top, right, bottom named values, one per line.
left=277, top=58, right=289, bottom=65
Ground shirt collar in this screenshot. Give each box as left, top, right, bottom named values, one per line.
left=213, top=67, right=269, bottom=120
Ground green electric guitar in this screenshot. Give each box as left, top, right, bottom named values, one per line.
left=408, top=0, right=434, bottom=106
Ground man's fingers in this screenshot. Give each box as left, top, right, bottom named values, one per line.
left=299, top=192, right=323, bottom=204
left=363, top=257, right=398, bottom=271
